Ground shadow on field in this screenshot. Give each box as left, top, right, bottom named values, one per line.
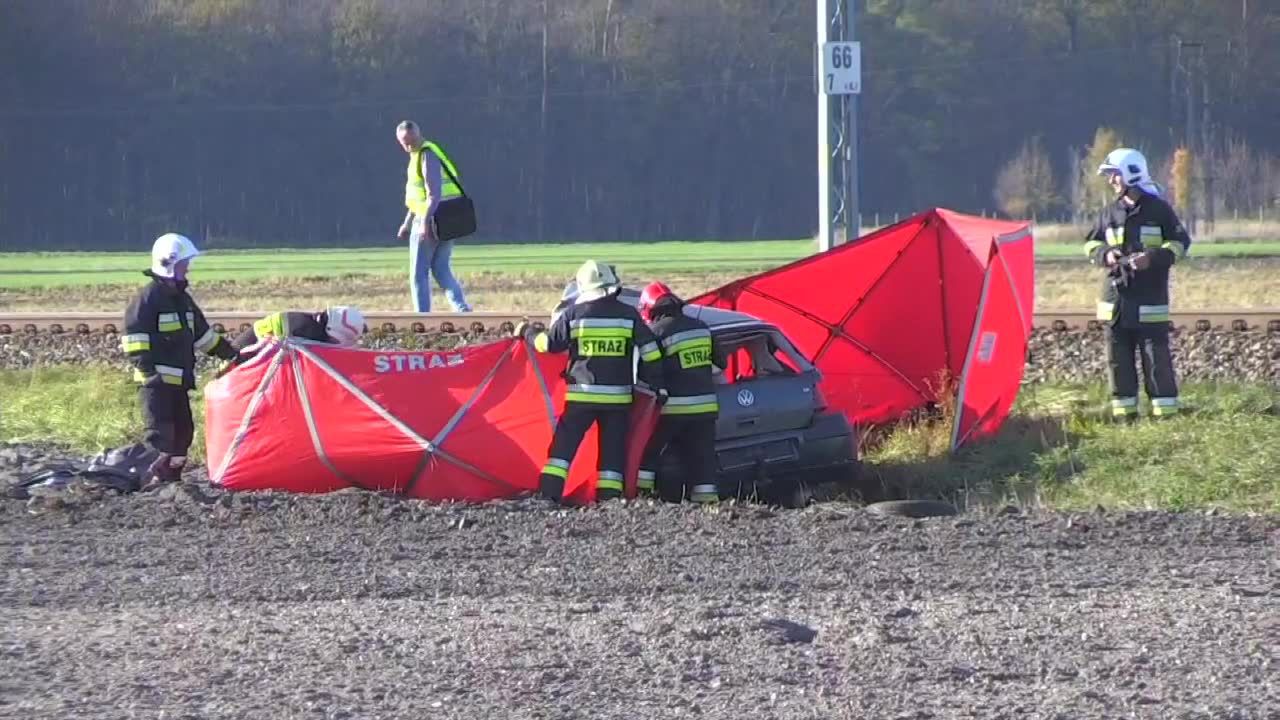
left=856, top=411, right=1084, bottom=510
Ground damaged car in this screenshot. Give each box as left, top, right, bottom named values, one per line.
left=552, top=281, right=862, bottom=508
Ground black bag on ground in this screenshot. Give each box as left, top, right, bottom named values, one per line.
left=431, top=154, right=477, bottom=242
left=10, top=442, right=159, bottom=499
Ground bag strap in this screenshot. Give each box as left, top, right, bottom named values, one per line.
left=421, top=143, right=468, bottom=198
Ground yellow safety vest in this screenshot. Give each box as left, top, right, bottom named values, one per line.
left=405, top=141, right=462, bottom=215
left=253, top=312, right=287, bottom=341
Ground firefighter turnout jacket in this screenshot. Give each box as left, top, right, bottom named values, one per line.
left=533, top=296, right=665, bottom=405
left=121, top=271, right=236, bottom=389
left=236, top=311, right=330, bottom=348
left=1083, top=190, right=1192, bottom=329
left=648, top=311, right=719, bottom=416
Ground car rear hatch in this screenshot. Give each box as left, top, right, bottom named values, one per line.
left=715, top=373, right=817, bottom=441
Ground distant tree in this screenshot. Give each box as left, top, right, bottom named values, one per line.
left=2, top=1, right=1279, bottom=248
left=1074, top=127, right=1124, bottom=218
left=1169, top=147, right=1193, bottom=216
left=993, top=136, right=1060, bottom=221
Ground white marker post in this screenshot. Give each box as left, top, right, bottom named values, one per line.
left=816, top=0, right=861, bottom=252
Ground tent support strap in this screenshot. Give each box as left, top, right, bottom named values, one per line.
left=405, top=341, right=520, bottom=497
left=290, top=349, right=367, bottom=490
left=293, top=343, right=524, bottom=496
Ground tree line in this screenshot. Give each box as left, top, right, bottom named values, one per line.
left=1, top=0, right=1276, bottom=250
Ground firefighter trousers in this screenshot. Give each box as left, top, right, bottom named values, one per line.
left=638, top=414, right=719, bottom=503
left=139, top=385, right=194, bottom=482
left=538, top=404, right=629, bottom=503
left=1106, top=324, right=1179, bottom=418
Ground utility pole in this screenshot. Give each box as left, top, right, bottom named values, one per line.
left=816, top=0, right=860, bottom=251
left=538, top=0, right=549, bottom=243
left=1175, top=37, right=1203, bottom=235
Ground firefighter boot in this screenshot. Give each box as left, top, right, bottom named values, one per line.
left=635, top=469, right=658, bottom=498
left=689, top=479, right=720, bottom=504
left=142, top=453, right=181, bottom=491
left=538, top=474, right=566, bottom=504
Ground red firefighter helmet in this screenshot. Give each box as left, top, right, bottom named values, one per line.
left=639, top=281, right=677, bottom=322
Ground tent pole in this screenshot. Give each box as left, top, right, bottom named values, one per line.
left=936, top=228, right=953, bottom=376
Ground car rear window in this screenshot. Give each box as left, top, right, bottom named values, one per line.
left=718, top=334, right=802, bottom=381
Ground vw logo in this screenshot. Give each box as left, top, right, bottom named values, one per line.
left=736, top=389, right=755, bottom=407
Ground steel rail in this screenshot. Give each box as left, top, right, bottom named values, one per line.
left=1, top=309, right=1279, bottom=335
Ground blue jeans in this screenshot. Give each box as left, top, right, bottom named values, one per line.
left=409, top=220, right=470, bottom=312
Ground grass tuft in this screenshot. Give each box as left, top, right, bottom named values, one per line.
left=0, top=366, right=166, bottom=457
left=861, top=381, right=1280, bottom=513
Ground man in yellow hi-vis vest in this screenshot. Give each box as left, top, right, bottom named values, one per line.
left=395, top=120, right=471, bottom=313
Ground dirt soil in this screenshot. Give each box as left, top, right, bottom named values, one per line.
left=2, top=446, right=1278, bottom=720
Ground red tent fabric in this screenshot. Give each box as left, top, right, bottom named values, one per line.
left=204, top=338, right=659, bottom=503
left=691, top=208, right=1034, bottom=450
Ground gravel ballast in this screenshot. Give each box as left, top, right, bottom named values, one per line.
left=2, top=327, right=1279, bottom=385
left=2, top=445, right=1278, bottom=719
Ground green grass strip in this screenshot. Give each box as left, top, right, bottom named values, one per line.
left=2, top=367, right=1276, bottom=512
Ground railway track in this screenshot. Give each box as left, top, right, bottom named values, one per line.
left=0, top=311, right=529, bottom=337
left=1, top=309, right=1279, bottom=335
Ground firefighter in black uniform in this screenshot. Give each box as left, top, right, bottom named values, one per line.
left=1084, top=148, right=1192, bottom=420
left=228, top=306, right=367, bottom=365
left=635, top=282, right=721, bottom=504
left=120, top=233, right=237, bottom=487
left=517, top=260, right=666, bottom=503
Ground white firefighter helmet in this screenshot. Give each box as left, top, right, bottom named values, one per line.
left=325, top=305, right=366, bottom=346
left=150, top=233, right=200, bottom=278
left=1097, top=148, right=1151, bottom=187
left=574, top=260, right=621, bottom=302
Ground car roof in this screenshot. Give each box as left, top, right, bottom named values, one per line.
left=554, top=281, right=817, bottom=374
left=556, top=283, right=779, bottom=334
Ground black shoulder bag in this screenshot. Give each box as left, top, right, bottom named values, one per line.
left=426, top=149, right=477, bottom=242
